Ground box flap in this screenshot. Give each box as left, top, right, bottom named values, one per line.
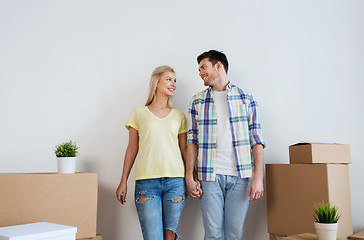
left=78, top=235, right=102, bottom=240
left=270, top=234, right=286, bottom=240
left=284, top=233, right=317, bottom=239
left=290, top=142, right=347, bottom=147
left=284, top=233, right=346, bottom=240
left=290, top=142, right=312, bottom=147
left=350, top=230, right=364, bottom=240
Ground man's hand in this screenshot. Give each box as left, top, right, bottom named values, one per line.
left=248, top=175, right=264, bottom=202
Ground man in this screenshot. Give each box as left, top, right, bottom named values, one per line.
left=185, top=50, right=265, bottom=240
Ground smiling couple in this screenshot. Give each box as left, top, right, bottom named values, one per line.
left=116, top=50, right=266, bottom=240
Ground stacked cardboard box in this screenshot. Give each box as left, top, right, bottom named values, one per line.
left=288, top=143, right=351, bottom=164
left=0, top=173, right=98, bottom=239
left=266, top=142, right=353, bottom=239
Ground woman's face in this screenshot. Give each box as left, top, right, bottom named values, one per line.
left=156, top=71, right=176, bottom=97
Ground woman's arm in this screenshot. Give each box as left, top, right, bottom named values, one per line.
left=178, top=133, right=187, bottom=163
left=116, top=127, right=139, bottom=204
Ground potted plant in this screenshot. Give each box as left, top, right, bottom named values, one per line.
left=54, top=140, right=79, bottom=173
left=313, top=201, right=341, bottom=240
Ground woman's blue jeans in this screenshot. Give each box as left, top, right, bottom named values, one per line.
left=200, top=174, right=251, bottom=240
left=135, top=177, right=186, bottom=240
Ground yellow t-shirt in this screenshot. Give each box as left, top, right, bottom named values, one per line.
left=125, top=106, right=188, bottom=180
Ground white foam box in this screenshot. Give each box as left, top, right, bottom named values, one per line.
left=0, top=222, right=77, bottom=240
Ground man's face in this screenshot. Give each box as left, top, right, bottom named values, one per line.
left=198, top=58, right=219, bottom=87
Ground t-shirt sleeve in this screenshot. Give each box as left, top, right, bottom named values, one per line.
left=178, top=111, right=188, bottom=134
left=125, top=108, right=139, bottom=131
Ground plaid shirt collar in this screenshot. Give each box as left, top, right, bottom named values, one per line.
left=205, top=81, right=233, bottom=93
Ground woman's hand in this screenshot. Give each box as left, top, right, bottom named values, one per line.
left=116, top=182, right=127, bottom=205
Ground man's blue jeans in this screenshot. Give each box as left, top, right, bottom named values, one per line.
left=200, top=174, right=251, bottom=240
left=134, top=177, right=186, bottom=240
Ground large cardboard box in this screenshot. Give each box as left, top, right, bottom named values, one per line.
left=289, top=142, right=351, bottom=164
left=266, top=164, right=352, bottom=239
left=350, top=230, right=364, bottom=240
left=0, top=222, right=77, bottom=240
left=0, top=173, right=98, bottom=239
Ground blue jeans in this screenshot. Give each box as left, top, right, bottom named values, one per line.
left=200, top=174, right=251, bottom=240
left=135, top=177, right=186, bottom=240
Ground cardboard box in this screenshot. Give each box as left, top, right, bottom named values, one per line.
left=0, top=222, right=77, bottom=240
left=350, top=230, right=364, bottom=240
left=78, top=234, right=102, bottom=240
left=289, top=142, right=351, bottom=164
left=0, top=173, right=98, bottom=239
left=266, top=164, right=352, bottom=239
left=283, top=233, right=346, bottom=240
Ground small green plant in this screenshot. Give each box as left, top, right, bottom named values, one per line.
left=313, top=201, right=341, bottom=223
left=55, top=140, right=79, bottom=157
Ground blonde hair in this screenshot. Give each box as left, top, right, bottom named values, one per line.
left=145, top=65, right=175, bottom=108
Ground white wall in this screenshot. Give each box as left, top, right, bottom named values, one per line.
left=1, top=0, right=363, bottom=239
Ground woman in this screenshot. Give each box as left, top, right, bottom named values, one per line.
left=116, top=65, right=187, bottom=240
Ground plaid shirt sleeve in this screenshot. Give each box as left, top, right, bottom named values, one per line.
left=187, top=96, right=199, bottom=145
left=247, top=94, right=266, bottom=148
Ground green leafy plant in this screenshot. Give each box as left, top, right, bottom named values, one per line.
left=55, top=140, right=79, bottom=157
left=313, top=201, right=341, bottom=223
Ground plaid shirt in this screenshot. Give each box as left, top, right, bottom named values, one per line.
left=187, top=82, right=265, bottom=181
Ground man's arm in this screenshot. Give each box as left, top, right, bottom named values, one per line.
left=248, top=144, right=264, bottom=202
left=185, top=143, right=202, bottom=198
left=178, top=133, right=187, bottom=164
left=245, top=92, right=265, bottom=202
left=186, top=96, right=202, bottom=198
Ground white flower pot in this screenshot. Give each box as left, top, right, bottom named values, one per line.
left=314, top=222, right=338, bottom=240
left=57, top=157, right=76, bottom=173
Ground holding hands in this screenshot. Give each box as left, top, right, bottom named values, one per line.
left=186, top=170, right=203, bottom=198
left=186, top=178, right=202, bottom=198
